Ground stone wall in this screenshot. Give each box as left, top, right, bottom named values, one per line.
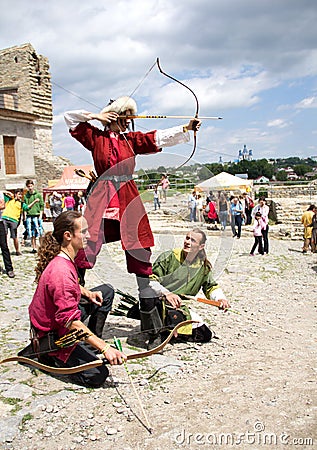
left=32, top=125, right=70, bottom=188
left=0, top=43, right=71, bottom=189
left=255, top=183, right=317, bottom=199
left=0, top=43, right=52, bottom=124
left=253, top=183, right=317, bottom=239
left=34, top=154, right=71, bottom=190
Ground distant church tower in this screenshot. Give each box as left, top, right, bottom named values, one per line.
left=238, top=144, right=253, bottom=161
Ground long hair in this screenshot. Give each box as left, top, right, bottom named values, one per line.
left=191, top=228, right=212, bottom=269
left=34, top=211, right=82, bottom=283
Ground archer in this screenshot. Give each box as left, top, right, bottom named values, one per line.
left=126, top=228, right=230, bottom=347
left=64, top=96, right=201, bottom=348
left=28, top=211, right=126, bottom=387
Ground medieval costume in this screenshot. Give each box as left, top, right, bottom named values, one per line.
left=149, top=246, right=227, bottom=342
left=64, top=96, right=196, bottom=347
left=152, top=248, right=225, bottom=299
left=29, top=253, right=114, bottom=387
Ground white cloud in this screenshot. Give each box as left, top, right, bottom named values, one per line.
left=267, top=119, right=289, bottom=129
left=1, top=0, right=317, bottom=163
left=295, top=96, right=317, bottom=109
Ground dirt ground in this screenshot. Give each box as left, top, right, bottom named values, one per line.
left=0, top=210, right=316, bottom=450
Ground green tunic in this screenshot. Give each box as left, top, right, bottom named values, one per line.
left=151, top=248, right=220, bottom=299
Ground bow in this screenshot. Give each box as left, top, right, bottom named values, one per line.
left=156, top=57, right=200, bottom=169
left=123, top=58, right=201, bottom=169
left=0, top=320, right=197, bottom=375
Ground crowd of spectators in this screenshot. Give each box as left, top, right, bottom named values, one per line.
left=0, top=181, right=88, bottom=278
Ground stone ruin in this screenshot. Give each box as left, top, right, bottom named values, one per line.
left=0, top=43, right=70, bottom=190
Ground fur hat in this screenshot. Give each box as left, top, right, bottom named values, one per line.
left=101, top=96, right=137, bottom=115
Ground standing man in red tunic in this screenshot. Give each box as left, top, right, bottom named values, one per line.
left=64, top=96, right=201, bottom=348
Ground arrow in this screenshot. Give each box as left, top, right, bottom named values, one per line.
left=118, top=115, right=222, bottom=120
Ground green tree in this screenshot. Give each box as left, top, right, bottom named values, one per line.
left=197, top=166, right=212, bottom=180
left=256, top=159, right=274, bottom=179
left=293, top=164, right=310, bottom=177
left=275, top=170, right=287, bottom=181
left=276, top=157, right=301, bottom=167
left=204, top=163, right=223, bottom=176
left=306, top=158, right=317, bottom=168
left=227, top=159, right=273, bottom=180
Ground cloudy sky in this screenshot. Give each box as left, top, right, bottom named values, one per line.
left=1, top=0, right=317, bottom=168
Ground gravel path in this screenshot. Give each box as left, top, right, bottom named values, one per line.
left=0, top=211, right=316, bottom=449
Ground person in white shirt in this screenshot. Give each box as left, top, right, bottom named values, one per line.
left=195, top=194, right=204, bottom=222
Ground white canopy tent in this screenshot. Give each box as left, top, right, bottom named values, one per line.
left=196, top=171, right=253, bottom=192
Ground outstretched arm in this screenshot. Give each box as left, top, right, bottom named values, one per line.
left=155, top=120, right=201, bottom=149
left=204, top=275, right=230, bottom=310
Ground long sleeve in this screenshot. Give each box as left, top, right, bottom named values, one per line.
left=251, top=205, right=260, bottom=218
left=64, top=110, right=92, bottom=130
left=150, top=252, right=174, bottom=295
left=39, top=194, right=45, bottom=211
left=203, top=272, right=227, bottom=301
left=155, top=125, right=190, bottom=147
left=65, top=110, right=191, bottom=148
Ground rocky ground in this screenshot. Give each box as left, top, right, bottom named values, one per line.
left=0, top=196, right=316, bottom=450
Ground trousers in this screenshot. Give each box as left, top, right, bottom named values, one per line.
left=0, top=221, right=13, bottom=273
left=52, top=343, right=108, bottom=387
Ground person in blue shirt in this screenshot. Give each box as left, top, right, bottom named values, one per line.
left=230, top=196, right=244, bottom=239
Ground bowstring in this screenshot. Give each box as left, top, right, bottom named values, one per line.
left=156, top=57, right=200, bottom=171
left=54, top=59, right=200, bottom=172
left=127, top=59, right=158, bottom=100
left=108, top=59, right=158, bottom=186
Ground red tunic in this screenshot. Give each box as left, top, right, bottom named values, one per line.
left=29, top=256, right=82, bottom=362
left=70, top=123, right=161, bottom=255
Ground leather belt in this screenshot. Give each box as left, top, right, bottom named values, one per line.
left=100, top=174, right=133, bottom=183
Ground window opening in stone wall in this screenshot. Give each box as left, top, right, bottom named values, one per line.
left=0, top=88, right=19, bottom=110
left=14, top=56, right=18, bottom=63
left=3, top=136, right=17, bottom=174
left=0, top=93, right=14, bottom=109
left=36, top=71, right=41, bottom=86
left=31, top=52, right=42, bottom=86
